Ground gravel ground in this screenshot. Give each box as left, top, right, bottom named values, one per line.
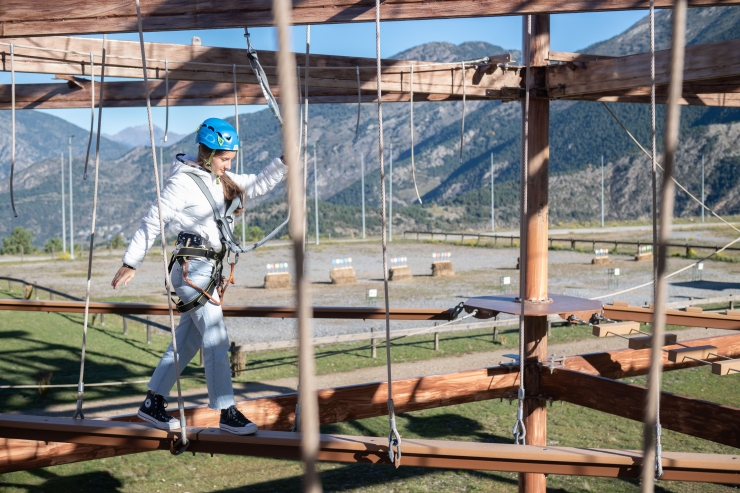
left=3, top=229, right=740, bottom=346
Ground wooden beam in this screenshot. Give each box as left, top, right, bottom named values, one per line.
left=548, top=38, right=740, bottom=97
left=2, top=0, right=740, bottom=37
left=542, top=369, right=740, bottom=450
left=603, top=301, right=740, bottom=331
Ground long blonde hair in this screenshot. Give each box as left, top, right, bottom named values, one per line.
left=196, top=144, right=245, bottom=214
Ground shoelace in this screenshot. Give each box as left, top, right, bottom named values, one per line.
left=228, top=407, right=251, bottom=426
left=154, top=396, right=170, bottom=421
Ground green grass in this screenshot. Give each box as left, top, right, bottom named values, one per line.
left=2, top=286, right=740, bottom=492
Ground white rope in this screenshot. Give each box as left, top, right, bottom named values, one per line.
left=9, top=44, right=17, bottom=218
left=164, top=59, right=169, bottom=142
left=82, top=52, right=95, bottom=180
left=512, top=14, right=531, bottom=447
left=375, top=0, right=401, bottom=467
left=134, top=0, right=188, bottom=453
left=459, top=61, right=466, bottom=165
left=354, top=66, right=361, bottom=141
left=73, top=37, right=106, bottom=420
left=233, top=63, right=239, bottom=164
left=409, top=65, right=422, bottom=204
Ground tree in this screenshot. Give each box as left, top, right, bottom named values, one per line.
left=44, top=237, right=63, bottom=254
left=110, top=233, right=125, bottom=249
left=234, top=223, right=265, bottom=242
left=2, top=227, right=35, bottom=255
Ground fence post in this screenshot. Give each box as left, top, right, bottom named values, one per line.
left=20, top=246, right=24, bottom=262
left=547, top=320, right=552, bottom=337
left=731, top=297, right=735, bottom=311
left=493, top=325, right=499, bottom=344
left=146, top=317, right=152, bottom=344
left=686, top=240, right=690, bottom=257
left=34, top=284, right=38, bottom=300
left=49, top=290, right=54, bottom=300
left=434, top=331, right=440, bottom=351
left=571, top=239, right=575, bottom=249
left=51, top=245, right=55, bottom=259
left=100, top=313, right=105, bottom=326
left=371, top=327, right=377, bottom=359
left=123, top=316, right=128, bottom=335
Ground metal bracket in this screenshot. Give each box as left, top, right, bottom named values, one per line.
left=543, top=354, right=566, bottom=374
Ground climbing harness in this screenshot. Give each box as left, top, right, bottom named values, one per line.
left=244, top=27, right=283, bottom=128
left=134, top=0, right=188, bottom=455
left=164, top=59, right=169, bottom=143
left=409, top=65, right=422, bottom=204
left=375, top=0, right=401, bottom=467
left=83, top=52, right=95, bottom=180
left=9, top=44, right=17, bottom=218
left=459, top=61, right=466, bottom=165
left=167, top=232, right=226, bottom=313
left=354, top=66, right=361, bottom=141
left=512, top=14, right=532, bottom=447
left=73, top=36, right=107, bottom=420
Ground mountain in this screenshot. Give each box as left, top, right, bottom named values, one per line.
left=104, top=125, right=186, bottom=148
left=0, top=111, right=129, bottom=178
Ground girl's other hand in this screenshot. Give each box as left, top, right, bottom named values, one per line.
left=112, top=266, right=136, bottom=289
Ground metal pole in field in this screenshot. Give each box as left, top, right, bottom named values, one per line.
left=68, top=135, right=75, bottom=260
left=61, top=152, right=67, bottom=254
left=389, top=142, right=393, bottom=243
left=361, top=152, right=366, bottom=239
left=314, top=143, right=319, bottom=245
left=701, top=155, right=705, bottom=223
left=601, top=154, right=605, bottom=228
left=491, top=152, right=495, bottom=232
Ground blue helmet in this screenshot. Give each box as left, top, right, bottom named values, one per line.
left=195, top=118, right=239, bottom=150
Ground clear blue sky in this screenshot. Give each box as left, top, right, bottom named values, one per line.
left=1, top=11, right=645, bottom=136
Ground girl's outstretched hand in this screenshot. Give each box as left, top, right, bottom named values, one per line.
left=112, top=266, right=136, bottom=289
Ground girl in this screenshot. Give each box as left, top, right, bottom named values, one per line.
left=111, top=118, right=287, bottom=435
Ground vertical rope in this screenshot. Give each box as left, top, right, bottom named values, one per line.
left=409, top=65, right=422, bottom=204
left=459, top=61, right=466, bottom=165
left=272, top=1, right=321, bottom=491
left=134, top=0, right=188, bottom=452
left=9, top=44, right=17, bottom=218
left=354, top=66, right=361, bottom=141
left=164, top=59, right=169, bottom=143
left=83, top=52, right=95, bottom=180
left=512, top=14, right=532, bottom=446
left=73, top=36, right=106, bottom=420
left=641, top=0, right=687, bottom=489
left=375, top=0, right=401, bottom=467
left=233, top=64, right=240, bottom=175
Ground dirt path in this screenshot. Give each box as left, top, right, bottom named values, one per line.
left=29, top=326, right=727, bottom=418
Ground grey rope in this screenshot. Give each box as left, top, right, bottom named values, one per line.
left=244, top=27, right=284, bottom=128
left=375, top=0, right=401, bottom=467
left=73, top=36, right=106, bottom=420
left=233, top=63, right=239, bottom=165
left=512, top=14, right=532, bottom=446
left=297, top=66, right=303, bottom=155
left=83, top=52, right=95, bottom=180
left=164, top=59, right=169, bottom=142
left=354, top=66, right=361, bottom=141
left=459, top=61, right=466, bottom=165
left=409, top=65, right=422, bottom=204
left=649, top=0, right=664, bottom=480
left=134, top=0, right=188, bottom=454
left=9, top=44, right=17, bottom=218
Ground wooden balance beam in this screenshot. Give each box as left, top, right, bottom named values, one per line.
left=0, top=414, right=738, bottom=483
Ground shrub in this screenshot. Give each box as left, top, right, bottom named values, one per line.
left=2, top=227, right=35, bottom=255
left=110, top=233, right=125, bottom=249
left=44, top=237, right=63, bottom=254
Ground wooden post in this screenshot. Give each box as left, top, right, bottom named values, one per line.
left=20, top=246, right=24, bottom=262
left=493, top=326, right=499, bottom=344
left=371, top=327, right=377, bottom=359
left=123, top=316, right=128, bottom=335
left=100, top=313, right=105, bottom=326
left=34, top=284, right=38, bottom=300
left=434, top=331, right=440, bottom=351
left=519, top=13, right=550, bottom=493
left=146, top=317, right=152, bottom=344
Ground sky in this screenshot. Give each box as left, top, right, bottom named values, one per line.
left=1, top=11, right=645, bottom=136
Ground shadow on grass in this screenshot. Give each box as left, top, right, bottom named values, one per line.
left=671, top=280, right=740, bottom=291
left=1, top=469, right=122, bottom=492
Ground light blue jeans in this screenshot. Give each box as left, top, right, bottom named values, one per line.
left=148, top=257, right=236, bottom=410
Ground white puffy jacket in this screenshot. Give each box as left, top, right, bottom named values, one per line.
left=122, top=153, right=287, bottom=269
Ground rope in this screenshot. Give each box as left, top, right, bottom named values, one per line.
left=83, top=52, right=95, bottom=180
left=354, top=66, right=361, bottom=141
left=273, top=1, right=321, bottom=490
left=164, top=59, right=169, bottom=142
left=73, top=37, right=106, bottom=420
left=9, top=44, right=17, bottom=218
left=134, top=0, right=188, bottom=454
left=459, top=61, right=466, bottom=165
left=512, top=14, right=532, bottom=447
left=409, top=65, right=422, bottom=204
left=232, top=63, right=239, bottom=160
left=375, top=0, right=401, bottom=468
left=244, top=27, right=284, bottom=128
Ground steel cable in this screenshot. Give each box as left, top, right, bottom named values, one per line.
left=82, top=52, right=95, bottom=180
left=409, top=65, right=422, bottom=204
left=9, top=44, right=17, bottom=218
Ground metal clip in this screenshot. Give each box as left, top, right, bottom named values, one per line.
left=544, top=354, right=566, bottom=374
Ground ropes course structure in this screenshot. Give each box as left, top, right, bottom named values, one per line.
left=4, top=0, right=740, bottom=492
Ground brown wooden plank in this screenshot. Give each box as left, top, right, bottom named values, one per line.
left=604, top=302, right=740, bottom=330
left=2, top=0, right=740, bottom=37
left=542, top=369, right=740, bottom=450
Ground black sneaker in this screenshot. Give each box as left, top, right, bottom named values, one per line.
left=219, top=405, right=258, bottom=435
left=137, top=392, right=181, bottom=430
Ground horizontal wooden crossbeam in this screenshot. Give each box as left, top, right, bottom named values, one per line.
left=542, top=369, right=740, bottom=450
left=2, top=0, right=740, bottom=37
left=603, top=301, right=740, bottom=331
left=0, top=414, right=739, bottom=483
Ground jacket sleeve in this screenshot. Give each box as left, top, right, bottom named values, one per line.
left=122, top=175, right=190, bottom=269
left=232, top=157, right=288, bottom=198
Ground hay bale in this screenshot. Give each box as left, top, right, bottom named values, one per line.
left=592, top=257, right=610, bottom=265
left=389, top=265, right=412, bottom=281
left=264, top=272, right=291, bottom=290
left=635, top=252, right=653, bottom=262
left=432, top=260, right=455, bottom=277
left=330, top=266, right=357, bottom=285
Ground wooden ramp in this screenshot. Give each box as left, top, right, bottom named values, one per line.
left=0, top=414, right=738, bottom=483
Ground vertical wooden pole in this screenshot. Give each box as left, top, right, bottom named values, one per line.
left=519, top=13, right=550, bottom=493
left=146, top=316, right=152, bottom=344
left=123, top=316, right=128, bottom=335
left=371, top=327, right=377, bottom=359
